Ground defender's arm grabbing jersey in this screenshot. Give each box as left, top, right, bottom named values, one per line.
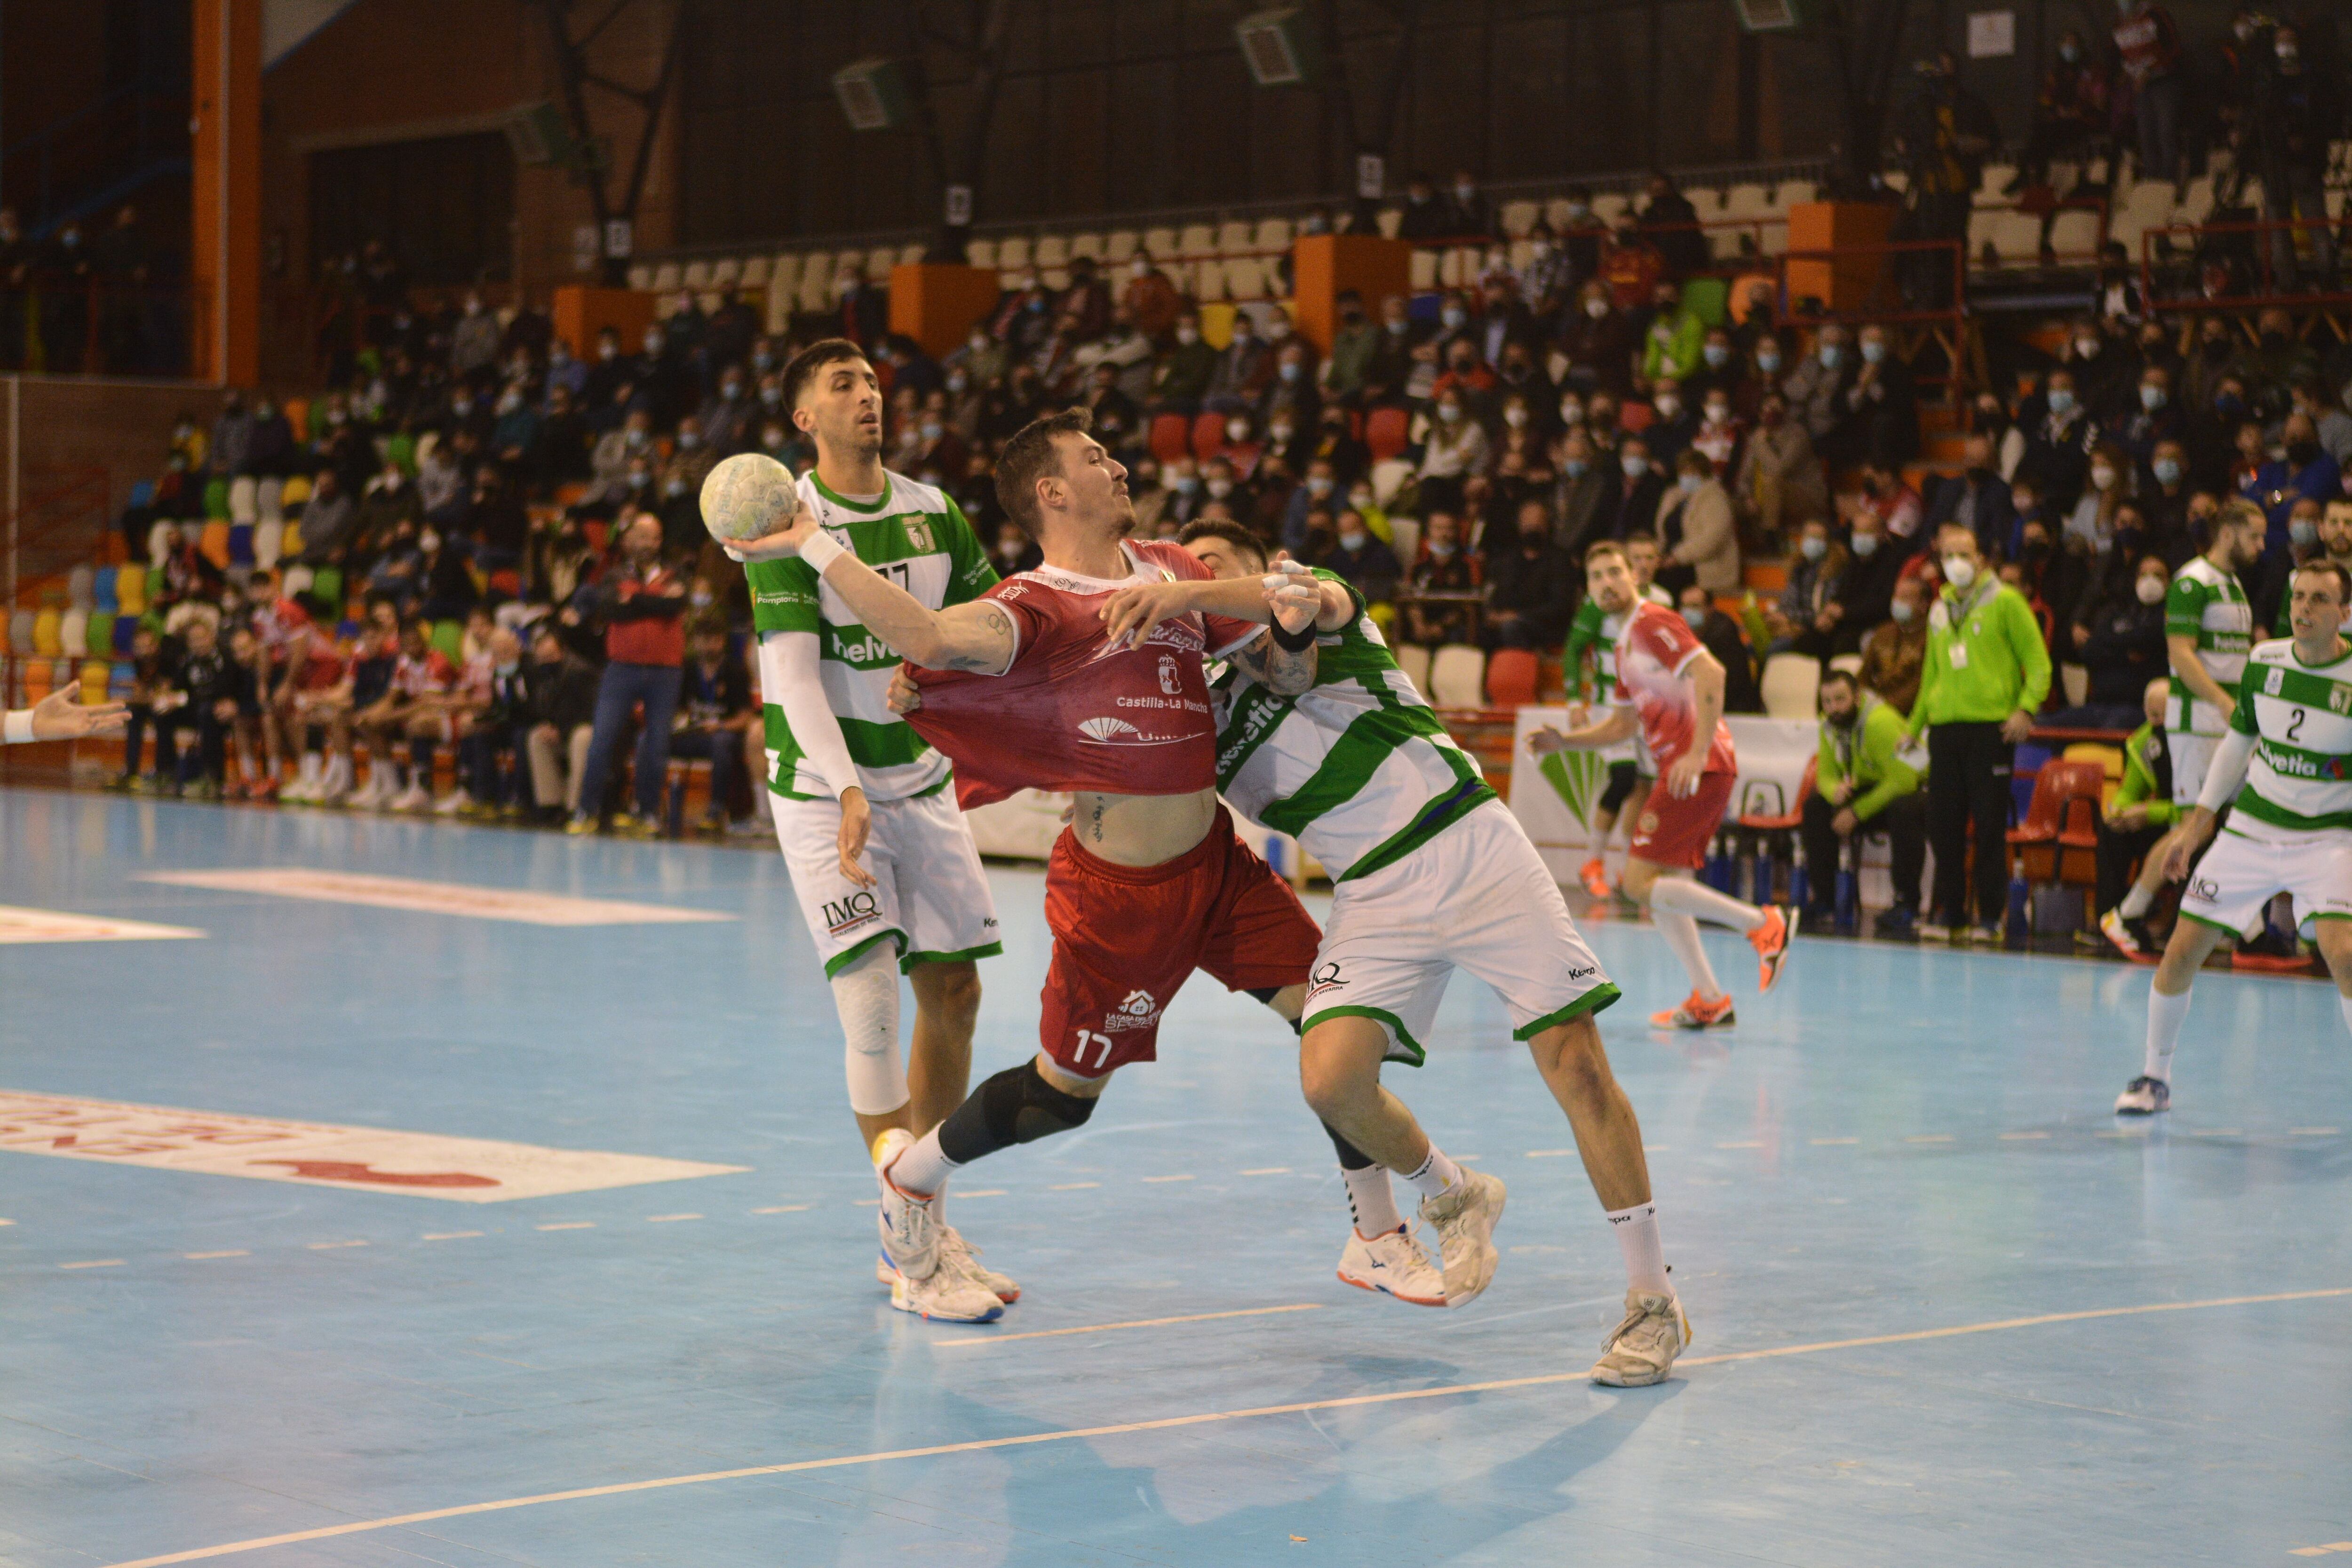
left=744, top=471, right=996, bottom=802
left=1214, top=570, right=1493, bottom=882
left=906, top=540, right=1262, bottom=808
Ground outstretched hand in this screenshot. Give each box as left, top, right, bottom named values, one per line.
left=30, top=688, right=130, bottom=740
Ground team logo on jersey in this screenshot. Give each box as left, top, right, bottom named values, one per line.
left=2266, top=666, right=2286, bottom=696
left=1080, top=716, right=1142, bottom=742
left=822, top=890, right=882, bottom=936
left=997, top=581, right=1029, bottom=600
left=1638, top=810, right=1660, bottom=833
left=904, top=517, right=936, bottom=552
left=1158, top=654, right=1182, bottom=695
left=2331, top=685, right=2350, bottom=716
left=1306, top=962, right=1348, bottom=1001
left=1103, top=988, right=1161, bottom=1032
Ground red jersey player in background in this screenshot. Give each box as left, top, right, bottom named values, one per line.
left=729, top=408, right=1504, bottom=1321
left=1531, top=539, right=1795, bottom=1028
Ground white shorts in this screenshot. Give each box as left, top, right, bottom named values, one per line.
left=1300, top=800, right=1620, bottom=1064
left=2167, top=730, right=2220, bottom=808
left=2177, top=817, right=2352, bottom=936
left=772, top=785, right=1002, bottom=978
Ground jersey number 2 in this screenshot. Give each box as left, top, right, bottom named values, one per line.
left=1073, top=1029, right=1115, bottom=1070
left=2285, top=707, right=2306, bottom=743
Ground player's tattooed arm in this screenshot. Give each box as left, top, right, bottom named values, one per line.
left=1228, top=629, right=1318, bottom=695
left=932, top=602, right=1018, bottom=673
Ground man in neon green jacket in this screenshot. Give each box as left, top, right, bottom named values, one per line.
left=1804, top=669, right=1927, bottom=936
left=1907, top=521, right=2053, bottom=942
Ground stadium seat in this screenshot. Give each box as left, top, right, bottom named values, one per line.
left=1191, top=259, right=1227, bottom=302
left=995, top=236, right=1031, bottom=271
left=1499, top=200, right=1540, bottom=237
left=11, top=608, right=38, bottom=655
left=1068, top=232, right=1104, bottom=261
left=79, top=659, right=107, bottom=704
left=1542, top=198, right=1577, bottom=230
left=1105, top=231, right=1140, bottom=261
left=1408, top=250, right=1440, bottom=291
left=1486, top=648, right=1539, bottom=707
left=2061, top=663, right=2089, bottom=708
left=1828, top=653, right=1863, bottom=677
left=203, top=477, right=229, bottom=518
left=1224, top=258, right=1265, bottom=301
left=228, top=523, right=254, bottom=568
left=2006, top=758, right=2107, bottom=883
left=682, top=261, right=712, bottom=290
left=1591, top=193, right=1629, bottom=223
left=2048, top=209, right=2101, bottom=257
left=1759, top=652, right=1821, bottom=720
left=282, top=473, right=312, bottom=508
left=1033, top=234, right=1069, bottom=269
left=1394, top=641, right=1432, bottom=695
left=1149, top=413, right=1192, bottom=465
left=1365, top=407, right=1410, bottom=463
left=710, top=258, right=741, bottom=288
left=85, top=611, right=113, bottom=658
left=1191, top=411, right=1227, bottom=463
left=59, top=608, right=87, bottom=661
left=1368, top=456, right=1414, bottom=506
left=1141, top=227, right=1177, bottom=262
left=1735, top=754, right=1818, bottom=904
left=739, top=255, right=770, bottom=288
left=281, top=565, right=315, bottom=599
left=310, top=566, right=342, bottom=610
left=1723, top=183, right=1772, bottom=220
left=1681, top=277, right=1728, bottom=326
left=963, top=239, right=998, bottom=270
left=115, top=565, right=145, bottom=616
left=92, top=566, right=118, bottom=613
left=1386, top=515, right=1419, bottom=566
left=1429, top=645, right=1487, bottom=709
left=430, top=621, right=463, bottom=661
left=650, top=262, right=682, bottom=292
left=627, top=265, right=653, bottom=291
left=1375, top=208, right=1402, bottom=239
left=865, top=249, right=895, bottom=282
left=1251, top=218, right=1291, bottom=253
left=228, top=476, right=257, bottom=526
left=199, top=520, right=231, bottom=569
left=257, top=476, right=284, bottom=522
left=254, top=517, right=284, bottom=571
left=1178, top=224, right=1217, bottom=259
left=279, top=518, right=303, bottom=558
left=111, top=616, right=135, bottom=656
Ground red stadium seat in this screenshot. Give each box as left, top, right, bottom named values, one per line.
left=2006, top=759, right=2105, bottom=883
left=1485, top=648, right=1539, bottom=707
left=1365, top=406, right=1410, bottom=462
left=1191, top=412, right=1227, bottom=463
left=1617, top=401, right=1654, bottom=434
left=1149, top=413, right=1192, bottom=465
left=1737, top=755, right=1817, bottom=836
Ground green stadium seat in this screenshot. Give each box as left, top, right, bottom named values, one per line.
left=430, top=620, right=463, bottom=661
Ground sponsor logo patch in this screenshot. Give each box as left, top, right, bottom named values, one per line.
left=1306, top=961, right=1348, bottom=1001
left=1103, top=988, right=1162, bottom=1032
left=822, top=890, right=883, bottom=936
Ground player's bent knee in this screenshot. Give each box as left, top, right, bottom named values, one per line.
left=984, top=1060, right=1097, bottom=1144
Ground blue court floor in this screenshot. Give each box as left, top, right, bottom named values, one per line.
left=3, top=788, right=2348, bottom=1568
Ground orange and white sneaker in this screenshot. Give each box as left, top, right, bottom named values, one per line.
left=1650, top=991, right=1736, bottom=1030
left=1580, top=858, right=1613, bottom=901
left=1336, top=1223, right=1448, bottom=1307
left=1750, top=904, right=1796, bottom=992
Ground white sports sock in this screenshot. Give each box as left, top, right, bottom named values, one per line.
left=1344, top=1164, right=1403, bottom=1235
left=1649, top=876, right=1767, bottom=933
left=2340, top=994, right=2351, bottom=1044
left=886, top=1128, right=958, bottom=1198
left=1653, top=908, right=1726, bottom=1003
left=2117, top=883, right=2153, bottom=919
left=830, top=942, right=907, bottom=1117
left=2145, top=985, right=2190, bottom=1083
left=1605, top=1201, right=1670, bottom=1293
left=1401, top=1145, right=1463, bottom=1201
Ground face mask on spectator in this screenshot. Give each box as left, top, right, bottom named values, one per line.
left=2140, top=383, right=2166, bottom=411
left=1267, top=317, right=1292, bottom=341
left=1172, top=473, right=1199, bottom=494
left=2047, top=388, right=2076, bottom=416
left=719, top=381, right=742, bottom=401
left=644, top=332, right=664, bottom=355
left=1677, top=471, right=1703, bottom=494
left=1559, top=398, right=1584, bottom=424
left=1818, top=343, right=1843, bottom=369
left=1622, top=454, right=1648, bottom=479
left=1653, top=393, right=1680, bottom=420
left=1427, top=541, right=1454, bottom=560
left=2276, top=42, right=2298, bottom=64
left=1436, top=402, right=1462, bottom=423
left=1757, top=348, right=1782, bottom=374
left=1703, top=400, right=1730, bottom=425
left=1585, top=297, right=1609, bottom=319
left=2074, top=335, right=2101, bottom=359
left=598, top=341, right=617, bottom=361
left=1800, top=535, right=1827, bottom=560
left=1279, top=361, right=1303, bottom=383
left=1441, top=306, right=1467, bottom=329
left=678, top=428, right=700, bottom=449
left=920, top=420, right=943, bottom=442
left=2290, top=515, right=2320, bottom=548
left=628, top=470, right=650, bottom=488
left=664, top=477, right=687, bottom=497
left=761, top=430, right=785, bottom=451
left=1338, top=526, right=1367, bottom=551
left=2136, top=573, right=2168, bottom=604
left=1702, top=343, right=1730, bottom=368
left=1682, top=606, right=1708, bottom=629
left=1565, top=201, right=1589, bottom=221
left=1861, top=340, right=1886, bottom=365
left=1176, top=326, right=1200, bottom=346
left=1205, top=478, right=1232, bottom=499
left=2089, top=464, right=2117, bottom=491
left=497, top=393, right=522, bottom=415
left=2147, top=456, right=2181, bottom=486
left=1503, top=406, right=1526, bottom=429
left=1942, top=554, right=1977, bottom=589
left=1226, top=418, right=1251, bottom=443
left=1349, top=488, right=1374, bottom=509
left=1891, top=598, right=1916, bottom=624
left=1565, top=457, right=1590, bottom=479
left=1851, top=530, right=1881, bottom=557
left=419, top=530, right=441, bottom=552
left=1306, top=476, right=1333, bottom=497
left=1230, top=322, right=1253, bottom=344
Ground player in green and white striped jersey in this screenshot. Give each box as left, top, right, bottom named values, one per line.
left=2115, top=559, right=2352, bottom=1116
left=743, top=340, right=1011, bottom=1318
left=2161, top=499, right=2262, bottom=807
left=1162, top=521, right=1685, bottom=1387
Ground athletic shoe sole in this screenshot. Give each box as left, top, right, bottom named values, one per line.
left=1335, top=1263, right=1448, bottom=1308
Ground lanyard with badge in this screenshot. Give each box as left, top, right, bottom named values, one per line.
left=1946, top=580, right=1993, bottom=669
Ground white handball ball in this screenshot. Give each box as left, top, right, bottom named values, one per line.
left=700, top=452, right=799, bottom=545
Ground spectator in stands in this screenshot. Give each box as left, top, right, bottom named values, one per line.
left=2060, top=318, right=2133, bottom=421
left=1519, top=224, right=1574, bottom=329
left=1927, top=434, right=2018, bottom=564
left=523, top=625, right=598, bottom=823
left=668, top=623, right=756, bottom=835
left=1636, top=171, right=1706, bottom=276
left=1262, top=343, right=1319, bottom=438
left=2065, top=442, right=2135, bottom=557
left=2091, top=677, right=2178, bottom=953
left=2139, top=439, right=2198, bottom=562
left=2239, top=309, right=2319, bottom=410
left=1483, top=500, right=1574, bottom=651
left=2065, top=552, right=2171, bottom=726
left=1656, top=448, right=1739, bottom=598
left=1402, top=511, right=1479, bottom=645
left=1643, top=378, right=1694, bottom=466
left=1638, top=283, right=1705, bottom=387
left=1732, top=393, right=1827, bottom=551
left=1552, top=430, right=1616, bottom=559
left=1907, top=520, right=2053, bottom=942
left=1558, top=281, right=1636, bottom=398
left=2247, top=23, right=2337, bottom=287
left=2113, top=0, right=2186, bottom=189
left=1854, top=462, right=1927, bottom=560
left=1418, top=388, right=1490, bottom=515
left=1319, top=290, right=1378, bottom=405
left=2019, top=367, right=2096, bottom=510
left=243, top=396, right=293, bottom=478
left=1397, top=172, right=1454, bottom=240
left=2011, top=29, right=2110, bottom=194
left=1690, top=385, right=1742, bottom=477
left=2115, top=362, right=2184, bottom=477
left=297, top=467, right=358, bottom=565
left=1766, top=517, right=1847, bottom=659
left=1202, top=314, right=1271, bottom=415
left=568, top=512, right=687, bottom=836
left=1832, top=500, right=1907, bottom=648
left=1307, top=404, right=1369, bottom=491
left=1613, top=436, right=1666, bottom=543
left=1121, top=252, right=1181, bottom=340
left=1859, top=575, right=1931, bottom=714
left=1674, top=582, right=1763, bottom=714
left=450, top=294, right=501, bottom=380
left=1842, top=324, right=1919, bottom=467
left=536, top=384, right=593, bottom=484
left=38, top=220, right=93, bottom=374
left=2290, top=377, right=2352, bottom=470
left=1889, top=52, right=1997, bottom=309
left=1805, top=669, right=1928, bottom=937
left=1318, top=509, right=1403, bottom=612
left=1783, top=326, right=1854, bottom=457
left=2252, top=410, right=2341, bottom=562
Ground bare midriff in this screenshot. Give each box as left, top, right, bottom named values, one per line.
left=1066, top=786, right=1220, bottom=868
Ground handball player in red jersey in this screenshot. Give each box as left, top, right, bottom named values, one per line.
left=727, top=407, right=1360, bottom=1317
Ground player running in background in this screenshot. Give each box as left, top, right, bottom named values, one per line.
left=730, top=407, right=1344, bottom=1321
left=738, top=339, right=1011, bottom=1310
left=1562, top=533, right=1674, bottom=905
left=1529, top=540, right=1795, bottom=1029
left=2114, top=560, right=2352, bottom=1115
left=2105, top=499, right=2264, bottom=957
left=1122, top=519, right=1685, bottom=1384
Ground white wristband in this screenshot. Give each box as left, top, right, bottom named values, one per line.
left=799, top=530, right=847, bottom=578
left=3, top=708, right=37, bottom=745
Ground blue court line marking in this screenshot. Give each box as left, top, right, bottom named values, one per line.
left=92, top=1285, right=2352, bottom=1568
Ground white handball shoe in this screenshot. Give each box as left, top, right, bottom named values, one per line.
left=1336, top=1223, right=1448, bottom=1307
left=2114, top=1075, right=2171, bottom=1115
left=1590, top=1287, right=1691, bottom=1386
left=1418, top=1167, right=1507, bottom=1307
left=874, top=1224, right=1021, bottom=1305
left=871, top=1131, right=1002, bottom=1324
left=389, top=780, right=433, bottom=813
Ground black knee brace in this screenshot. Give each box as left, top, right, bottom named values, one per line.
left=1600, top=761, right=1641, bottom=813
left=1322, top=1119, right=1376, bottom=1171
left=937, top=1060, right=1097, bottom=1164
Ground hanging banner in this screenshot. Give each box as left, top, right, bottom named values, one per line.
left=1507, top=708, right=1820, bottom=855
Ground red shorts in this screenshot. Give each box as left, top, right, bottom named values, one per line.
left=1040, top=807, right=1319, bottom=1078
left=1628, top=770, right=1734, bottom=870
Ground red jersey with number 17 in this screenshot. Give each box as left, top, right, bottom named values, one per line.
left=906, top=539, right=1263, bottom=809
left=1610, top=600, right=1737, bottom=775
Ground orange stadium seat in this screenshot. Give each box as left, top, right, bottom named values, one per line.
left=1484, top=648, right=1539, bottom=707
left=1191, top=412, right=1226, bottom=464
left=1149, top=413, right=1192, bottom=466
left=1365, top=406, right=1410, bottom=463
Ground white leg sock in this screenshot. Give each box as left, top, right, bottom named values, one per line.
left=886, top=1127, right=958, bottom=1197
left=1605, top=1201, right=1670, bottom=1293
left=1653, top=908, right=1727, bottom=1003
left=1401, top=1145, right=1463, bottom=1201
left=1344, top=1165, right=1404, bottom=1235
left=1650, top=876, right=1768, bottom=933
left=2145, top=985, right=2190, bottom=1083
left=831, top=942, right=908, bottom=1119
left=2117, top=882, right=2153, bottom=918
left=2339, top=994, right=2351, bottom=1044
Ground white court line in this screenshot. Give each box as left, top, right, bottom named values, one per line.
left=183, top=1250, right=248, bottom=1260
left=750, top=1205, right=809, bottom=1214
left=934, top=1303, right=1325, bottom=1348
left=644, top=1214, right=702, bottom=1223
left=90, top=1286, right=2352, bottom=1568
left=0, top=904, right=204, bottom=944
left=1140, top=1174, right=1193, bottom=1184
left=1049, top=1182, right=1100, bottom=1191
left=1238, top=1167, right=1290, bottom=1176
left=421, top=1232, right=482, bottom=1242
left=136, top=869, right=731, bottom=927
left=59, top=1259, right=123, bottom=1270
left=535, top=1222, right=595, bottom=1232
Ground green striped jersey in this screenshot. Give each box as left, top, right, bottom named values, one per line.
left=745, top=470, right=995, bottom=802
left=2226, top=637, right=2352, bottom=831
left=2165, top=557, right=2252, bottom=736
left=1212, top=571, right=1494, bottom=882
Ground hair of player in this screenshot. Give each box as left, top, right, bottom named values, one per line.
left=781, top=337, right=870, bottom=414
left=2294, top=557, right=2351, bottom=606
left=1176, top=517, right=1267, bottom=567
left=994, top=406, right=1094, bottom=535
left=1584, top=538, right=1629, bottom=569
